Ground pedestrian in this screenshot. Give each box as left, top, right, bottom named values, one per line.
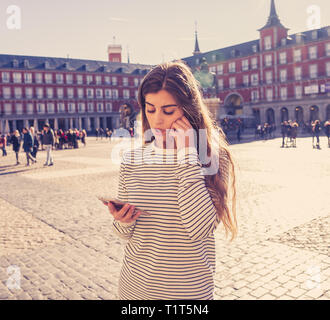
left=312, top=120, right=322, bottom=149
left=291, top=122, right=298, bottom=148
left=105, top=61, right=237, bottom=300
left=11, top=130, right=21, bottom=164
left=81, top=129, right=87, bottom=147
left=0, top=133, right=7, bottom=156
left=324, top=120, right=330, bottom=148
left=30, top=126, right=39, bottom=160
left=95, top=128, right=99, bottom=140
left=42, top=123, right=54, bottom=166
left=22, top=127, right=36, bottom=166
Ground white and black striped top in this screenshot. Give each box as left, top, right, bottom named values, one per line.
left=113, top=139, right=221, bottom=300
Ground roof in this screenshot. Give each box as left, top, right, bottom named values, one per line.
left=0, top=53, right=152, bottom=75
left=182, top=26, right=330, bottom=66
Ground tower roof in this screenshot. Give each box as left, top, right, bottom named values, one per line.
left=259, top=0, right=288, bottom=31
left=193, top=22, right=201, bottom=55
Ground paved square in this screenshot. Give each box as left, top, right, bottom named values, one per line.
left=0, top=135, right=329, bottom=300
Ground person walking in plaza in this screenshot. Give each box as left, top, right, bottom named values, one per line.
left=105, top=61, right=237, bottom=300
left=11, top=130, right=21, bottom=165
left=22, top=127, right=36, bottom=166
left=290, top=121, right=298, bottom=148
left=42, top=124, right=54, bottom=166
left=325, top=120, right=330, bottom=148
left=30, top=127, right=39, bottom=160
left=0, top=133, right=7, bottom=156
left=312, top=120, right=322, bottom=149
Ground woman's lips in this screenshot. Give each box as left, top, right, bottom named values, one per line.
left=154, top=128, right=166, bottom=135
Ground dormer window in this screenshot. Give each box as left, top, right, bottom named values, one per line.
left=252, top=45, right=258, bottom=53
left=311, top=30, right=318, bottom=40
left=296, top=34, right=303, bottom=43
left=281, top=38, right=287, bottom=46
left=264, top=36, right=272, bottom=50
left=12, top=59, right=19, bottom=68
left=327, top=27, right=330, bottom=37
left=44, top=61, right=50, bottom=69
left=23, top=59, right=29, bottom=68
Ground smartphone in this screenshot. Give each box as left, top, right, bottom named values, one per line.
left=98, top=196, right=151, bottom=216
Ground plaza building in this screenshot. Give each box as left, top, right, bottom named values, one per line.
left=183, top=0, right=330, bottom=128
left=0, top=44, right=151, bottom=134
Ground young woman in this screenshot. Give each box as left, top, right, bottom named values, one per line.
left=105, top=61, right=237, bottom=300
left=11, top=130, right=21, bottom=165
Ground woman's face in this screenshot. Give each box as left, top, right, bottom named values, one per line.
left=145, top=89, right=184, bottom=146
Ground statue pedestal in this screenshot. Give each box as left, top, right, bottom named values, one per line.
left=203, top=98, right=221, bottom=120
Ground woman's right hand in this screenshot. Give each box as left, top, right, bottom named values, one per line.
left=106, top=202, right=142, bottom=224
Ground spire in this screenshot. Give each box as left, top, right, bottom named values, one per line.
left=193, top=21, right=201, bottom=55
left=259, top=0, right=287, bottom=30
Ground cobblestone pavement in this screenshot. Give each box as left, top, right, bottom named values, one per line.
left=0, top=136, right=329, bottom=300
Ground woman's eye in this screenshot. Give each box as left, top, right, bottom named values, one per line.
left=146, top=110, right=155, bottom=113
left=146, top=110, right=174, bottom=115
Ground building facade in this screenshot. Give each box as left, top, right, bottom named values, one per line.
left=183, top=0, right=330, bottom=128
left=0, top=48, right=151, bottom=134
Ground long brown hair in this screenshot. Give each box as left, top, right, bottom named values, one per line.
left=137, top=60, right=237, bottom=241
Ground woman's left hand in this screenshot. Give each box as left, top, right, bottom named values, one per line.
left=169, top=116, right=196, bottom=151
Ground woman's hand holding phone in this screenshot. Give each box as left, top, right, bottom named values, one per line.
left=107, top=202, right=142, bottom=224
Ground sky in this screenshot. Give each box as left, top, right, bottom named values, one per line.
left=0, top=0, right=330, bottom=65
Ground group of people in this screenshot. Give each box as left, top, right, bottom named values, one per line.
left=0, top=126, right=89, bottom=166
left=95, top=128, right=113, bottom=140
left=255, top=123, right=276, bottom=140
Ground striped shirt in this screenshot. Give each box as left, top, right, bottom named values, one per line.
left=112, top=139, right=221, bottom=300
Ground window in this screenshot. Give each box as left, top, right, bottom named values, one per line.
left=265, top=54, right=272, bottom=67
left=66, top=74, right=73, bottom=84
left=87, top=89, right=94, bottom=98
left=294, top=49, right=302, bottom=62
left=326, top=43, right=330, bottom=57
left=327, top=62, right=330, bottom=77
left=209, top=66, right=216, bottom=74
left=266, top=71, right=273, bottom=84
left=77, top=75, right=83, bottom=84
left=24, top=73, right=32, bottom=83
left=229, top=77, right=236, bottom=89
left=2, top=72, right=10, bottom=83
left=112, top=89, right=118, bottom=99
left=280, top=87, right=287, bottom=100
left=218, top=79, right=224, bottom=90
left=123, top=77, right=128, bottom=86
left=47, top=103, right=55, bottom=114
left=229, top=62, right=236, bottom=73
left=212, top=54, right=216, bottom=62
left=37, top=103, right=45, bottom=114
left=35, top=73, right=43, bottom=84
left=243, top=75, right=249, bottom=87
left=217, top=64, right=223, bottom=75
left=266, top=88, right=273, bottom=101
left=264, top=36, right=272, bottom=50
left=280, top=69, right=287, bottom=82
left=195, top=58, right=199, bottom=66
left=46, top=88, right=53, bottom=99
left=251, top=74, right=259, bottom=86
left=123, top=89, right=130, bottom=99
left=106, top=103, right=112, bottom=112
left=251, top=90, right=259, bottom=102
left=27, top=103, right=34, bottom=114
left=311, top=30, right=318, bottom=40
left=242, top=59, right=249, bottom=71
left=252, top=45, right=258, bottom=53
left=96, top=76, right=102, bottom=85
left=309, top=64, right=317, bottom=78
left=296, top=34, right=303, bottom=43
left=251, top=57, right=258, bottom=69
left=279, top=52, right=287, bottom=64
left=112, top=77, right=117, bottom=85
left=14, top=87, right=22, bottom=99
left=25, top=87, right=33, bottom=99
left=78, top=103, right=85, bottom=113
left=3, top=87, right=11, bottom=99
left=36, top=87, right=43, bottom=99
left=294, top=67, right=302, bottom=81
left=309, top=46, right=317, bottom=59
left=77, top=88, right=84, bottom=99
left=134, top=78, right=139, bottom=86
left=86, top=75, right=93, bottom=84
left=15, top=103, right=23, bottom=115
left=67, top=88, right=74, bottom=99
left=97, top=103, right=104, bottom=112
left=58, top=103, right=65, bottom=113
left=105, top=89, right=112, bottom=99
left=295, top=86, right=302, bottom=99
left=13, top=72, right=22, bottom=83
left=68, top=103, right=75, bottom=113
left=57, top=88, right=64, bottom=98
left=4, top=103, right=12, bottom=115
left=88, top=103, right=94, bottom=113
left=96, top=89, right=103, bottom=98
left=56, top=74, right=63, bottom=84
left=45, top=73, right=52, bottom=84
left=105, top=76, right=111, bottom=84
